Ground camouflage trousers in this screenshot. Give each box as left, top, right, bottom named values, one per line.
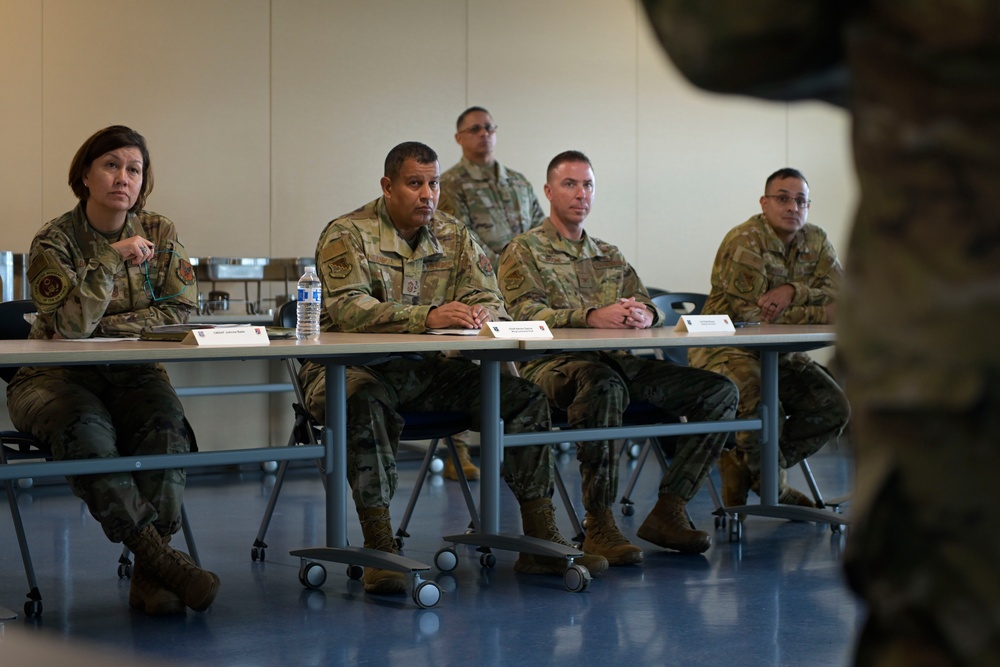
left=6, top=364, right=191, bottom=542
left=303, top=354, right=552, bottom=510
left=695, top=350, right=850, bottom=477
left=845, top=377, right=1000, bottom=666
left=520, top=351, right=738, bottom=511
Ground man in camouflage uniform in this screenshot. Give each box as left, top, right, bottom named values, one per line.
left=437, top=106, right=546, bottom=482
left=688, top=168, right=850, bottom=508
left=643, top=2, right=1000, bottom=663
left=498, top=150, right=739, bottom=563
left=6, top=125, right=218, bottom=615
left=299, top=141, right=607, bottom=594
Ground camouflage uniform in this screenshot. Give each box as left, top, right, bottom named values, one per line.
left=643, top=2, right=1000, bottom=663
left=6, top=203, right=199, bottom=542
left=688, top=214, right=850, bottom=477
left=299, top=198, right=551, bottom=509
left=439, top=156, right=545, bottom=267
left=499, top=219, right=738, bottom=511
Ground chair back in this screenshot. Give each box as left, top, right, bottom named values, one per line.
left=276, top=299, right=297, bottom=328
left=650, top=292, right=708, bottom=365
left=0, top=299, right=37, bottom=384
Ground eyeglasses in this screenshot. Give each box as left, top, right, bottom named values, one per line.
left=141, top=250, right=186, bottom=302
left=458, top=124, right=498, bottom=135
left=764, top=194, right=811, bottom=209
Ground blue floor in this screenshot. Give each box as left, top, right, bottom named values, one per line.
left=1, top=444, right=861, bottom=666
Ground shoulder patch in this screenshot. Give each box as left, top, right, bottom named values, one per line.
left=176, top=258, right=196, bottom=284
left=503, top=269, right=525, bottom=292
left=734, top=271, right=757, bottom=294
left=327, top=257, right=353, bottom=280
left=478, top=253, right=493, bottom=276
left=320, top=236, right=349, bottom=262
left=33, top=267, right=70, bottom=306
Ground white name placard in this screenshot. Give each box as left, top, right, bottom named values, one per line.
left=182, top=326, right=270, bottom=346
left=480, top=321, right=553, bottom=339
left=674, top=315, right=736, bottom=333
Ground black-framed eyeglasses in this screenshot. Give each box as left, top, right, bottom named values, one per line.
left=764, top=194, right=811, bottom=209
left=458, top=124, right=498, bottom=135
left=141, top=250, right=185, bottom=302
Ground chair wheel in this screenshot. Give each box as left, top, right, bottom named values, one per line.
left=346, top=564, right=364, bottom=580
left=831, top=522, right=846, bottom=535
left=413, top=581, right=441, bottom=608
left=251, top=546, right=266, bottom=561
left=298, top=562, right=327, bottom=589
left=395, top=536, right=404, bottom=550
left=563, top=563, right=591, bottom=592
left=118, top=562, right=132, bottom=579
left=621, top=503, right=635, bottom=517
left=479, top=553, right=496, bottom=568
left=728, top=515, right=743, bottom=542
left=435, top=547, right=458, bottom=572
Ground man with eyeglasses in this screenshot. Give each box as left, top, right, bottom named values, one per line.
left=689, top=167, right=850, bottom=509
left=438, top=106, right=546, bottom=481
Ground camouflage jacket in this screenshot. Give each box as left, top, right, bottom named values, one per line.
left=689, top=213, right=841, bottom=368
left=439, top=157, right=545, bottom=267
left=498, top=218, right=664, bottom=328
left=24, top=203, right=197, bottom=339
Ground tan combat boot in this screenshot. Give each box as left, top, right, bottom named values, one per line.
left=751, top=468, right=816, bottom=507
left=636, top=493, right=712, bottom=554
left=583, top=509, right=643, bottom=565
left=718, top=448, right=752, bottom=507
left=357, top=508, right=408, bottom=594
left=443, top=441, right=480, bottom=481
left=514, top=498, right=609, bottom=576
left=123, top=524, right=220, bottom=612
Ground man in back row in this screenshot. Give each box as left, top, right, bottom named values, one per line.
left=299, top=141, right=608, bottom=595
left=498, top=150, right=739, bottom=563
left=438, top=106, right=546, bottom=482
left=689, top=168, right=850, bottom=508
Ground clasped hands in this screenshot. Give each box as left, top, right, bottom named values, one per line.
left=586, top=297, right=652, bottom=329
left=425, top=301, right=491, bottom=330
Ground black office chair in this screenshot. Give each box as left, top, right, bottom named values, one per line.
left=250, top=301, right=478, bottom=563
left=0, top=299, right=199, bottom=618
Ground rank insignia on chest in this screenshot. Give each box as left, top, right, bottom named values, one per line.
left=503, top=269, right=525, bottom=291
left=478, top=253, right=493, bottom=275
left=328, top=258, right=353, bottom=280
left=177, top=258, right=195, bottom=284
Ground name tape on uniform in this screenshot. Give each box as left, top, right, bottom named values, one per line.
left=182, top=326, right=270, bottom=346
left=480, top=321, right=553, bottom=339
left=674, top=315, right=736, bottom=334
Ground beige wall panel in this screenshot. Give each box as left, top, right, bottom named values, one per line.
left=0, top=1, right=43, bottom=251
left=39, top=0, right=270, bottom=258
left=787, top=102, right=857, bottom=261
left=270, top=0, right=467, bottom=258
left=636, top=16, right=788, bottom=294
left=461, top=0, right=639, bottom=254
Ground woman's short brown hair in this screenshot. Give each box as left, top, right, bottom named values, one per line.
left=68, top=125, right=153, bottom=213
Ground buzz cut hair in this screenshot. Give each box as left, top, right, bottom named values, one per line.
left=546, top=150, right=592, bottom=182
left=384, top=141, right=438, bottom=181
left=456, top=106, right=491, bottom=130
left=765, top=167, right=808, bottom=190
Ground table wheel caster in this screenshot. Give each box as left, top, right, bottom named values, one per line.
left=298, top=561, right=327, bottom=589
left=435, top=547, right=458, bottom=572
left=413, top=580, right=442, bottom=608
left=479, top=552, right=496, bottom=568
left=563, top=563, right=591, bottom=593
left=346, top=564, right=364, bottom=580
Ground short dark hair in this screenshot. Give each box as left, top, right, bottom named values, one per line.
left=456, top=106, right=491, bottom=130
left=765, top=168, right=808, bottom=190
left=384, top=142, right=438, bottom=181
left=68, top=125, right=153, bottom=213
left=546, top=150, right=593, bottom=182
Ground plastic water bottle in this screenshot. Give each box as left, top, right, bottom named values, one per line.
left=296, top=266, right=322, bottom=341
